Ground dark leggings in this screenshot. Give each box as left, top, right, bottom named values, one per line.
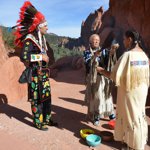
left=31, top=98, right=51, bottom=127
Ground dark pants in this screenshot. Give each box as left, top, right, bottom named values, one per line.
left=31, top=98, right=51, bottom=128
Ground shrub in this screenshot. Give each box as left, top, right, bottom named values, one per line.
left=50, top=43, right=82, bottom=60
left=1, top=26, right=15, bottom=48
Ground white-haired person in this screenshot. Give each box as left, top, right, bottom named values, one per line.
left=83, top=34, right=119, bottom=126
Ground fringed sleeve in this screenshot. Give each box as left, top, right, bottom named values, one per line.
left=110, top=51, right=149, bottom=91
left=110, top=52, right=130, bottom=90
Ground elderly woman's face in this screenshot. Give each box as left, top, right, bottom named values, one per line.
left=90, top=36, right=100, bottom=48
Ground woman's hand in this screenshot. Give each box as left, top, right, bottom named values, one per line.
left=96, top=66, right=104, bottom=73
left=97, top=66, right=111, bottom=78
left=42, top=54, right=49, bottom=63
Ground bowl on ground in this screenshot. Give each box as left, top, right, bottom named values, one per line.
left=108, top=120, right=115, bottom=130
left=100, top=131, right=113, bottom=142
left=86, top=134, right=101, bottom=147
left=80, top=129, right=95, bottom=139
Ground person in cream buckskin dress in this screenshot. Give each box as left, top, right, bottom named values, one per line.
left=97, top=30, right=149, bottom=150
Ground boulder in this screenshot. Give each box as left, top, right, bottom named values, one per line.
left=0, top=29, right=8, bottom=66
left=0, top=57, right=27, bottom=103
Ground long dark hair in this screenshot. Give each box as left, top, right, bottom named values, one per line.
left=125, top=30, right=145, bottom=51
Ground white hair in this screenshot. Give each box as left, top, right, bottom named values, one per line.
left=39, top=21, right=48, bottom=28
left=89, top=34, right=100, bottom=43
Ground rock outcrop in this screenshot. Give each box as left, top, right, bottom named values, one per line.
left=107, top=0, right=150, bottom=54
left=0, top=29, right=8, bottom=66
left=81, top=0, right=150, bottom=55
left=0, top=57, right=27, bottom=103
left=0, top=28, right=27, bottom=103
left=51, top=56, right=84, bottom=71
left=81, top=6, right=104, bottom=47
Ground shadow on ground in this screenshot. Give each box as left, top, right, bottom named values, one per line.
left=59, top=97, right=85, bottom=106
left=52, top=104, right=122, bottom=149
left=0, top=94, right=8, bottom=104
left=79, top=90, right=86, bottom=95
left=0, top=94, right=33, bottom=127
left=102, top=124, right=114, bottom=131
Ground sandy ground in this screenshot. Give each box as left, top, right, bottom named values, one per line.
left=0, top=69, right=150, bottom=150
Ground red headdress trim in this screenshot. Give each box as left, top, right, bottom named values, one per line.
left=14, top=1, right=46, bottom=47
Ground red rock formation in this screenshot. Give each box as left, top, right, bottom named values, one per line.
left=0, top=57, right=27, bottom=103
left=51, top=56, right=84, bottom=71
left=0, top=29, right=8, bottom=66
left=81, top=6, right=104, bottom=47
left=108, top=0, right=150, bottom=53
left=91, top=7, right=104, bottom=33
left=81, top=0, right=150, bottom=55
left=0, top=28, right=27, bottom=103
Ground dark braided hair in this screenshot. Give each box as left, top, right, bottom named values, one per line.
left=125, top=30, right=144, bottom=50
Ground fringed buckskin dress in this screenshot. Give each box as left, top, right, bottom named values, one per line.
left=111, top=51, right=149, bottom=150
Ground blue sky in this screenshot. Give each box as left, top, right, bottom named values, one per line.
left=0, top=0, right=109, bottom=38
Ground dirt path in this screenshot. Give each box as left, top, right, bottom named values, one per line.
left=0, top=69, right=150, bottom=150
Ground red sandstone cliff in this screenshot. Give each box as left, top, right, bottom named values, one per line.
left=0, top=29, right=27, bottom=103
left=81, top=0, right=150, bottom=55
left=0, top=29, right=8, bottom=66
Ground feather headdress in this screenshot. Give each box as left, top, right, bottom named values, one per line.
left=14, top=1, right=46, bottom=47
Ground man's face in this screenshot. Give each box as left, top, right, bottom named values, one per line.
left=90, top=35, right=100, bottom=49
left=39, top=24, right=48, bottom=35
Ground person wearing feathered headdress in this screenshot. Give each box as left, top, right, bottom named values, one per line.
left=14, top=1, right=57, bottom=130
